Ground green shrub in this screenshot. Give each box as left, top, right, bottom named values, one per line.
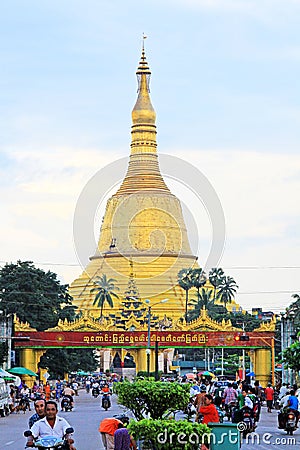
left=128, top=418, right=211, bottom=450
left=115, top=380, right=190, bottom=420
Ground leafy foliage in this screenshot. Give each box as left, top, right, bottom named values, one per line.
left=38, top=348, right=99, bottom=378
left=0, top=261, right=77, bottom=331
left=90, top=274, right=119, bottom=318
left=177, top=268, right=193, bottom=323
left=128, top=418, right=211, bottom=450
left=282, top=341, right=300, bottom=372
left=208, top=267, right=225, bottom=301
left=115, top=380, right=190, bottom=420
left=217, top=276, right=239, bottom=307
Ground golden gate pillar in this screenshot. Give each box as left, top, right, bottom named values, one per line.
left=69, top=46, right=198, bottom=325
left=254, top=348, right=271, bottom=388
left=19, top=348, right=39, bottom=387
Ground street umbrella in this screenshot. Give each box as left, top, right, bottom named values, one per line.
left=77, top=370, right=90, bottom=376
left=200, top=371, right=214, bottom=377
left=0, top=368, right=22, bottom=386
left=186, top=373, right=196, bottom=379
left=8, top=366, right=38, bottom=377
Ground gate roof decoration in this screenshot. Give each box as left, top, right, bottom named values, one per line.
left=14, top=308, right=275, bottom=350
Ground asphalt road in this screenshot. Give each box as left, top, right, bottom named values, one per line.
left=0, top=392, right=299, bottom=450
left=240, top=405, right=300, bottom=450
left=0, top=391, right=126, bottom=450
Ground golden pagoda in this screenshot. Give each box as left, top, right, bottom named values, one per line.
left=69, top=46, right=198, bottom=321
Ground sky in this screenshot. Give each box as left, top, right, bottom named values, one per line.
left=1, top=0, right=300, bottom=315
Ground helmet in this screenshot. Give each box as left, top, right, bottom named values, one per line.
left=200, top=385, right=207, bottom=392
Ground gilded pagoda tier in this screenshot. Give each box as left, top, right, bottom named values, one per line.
left=69, top=253, right=197, bottom=316
left=96, top=192, right=193, bottom=255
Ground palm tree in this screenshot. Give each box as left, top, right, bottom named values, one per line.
left=90, top=274, right=119, bottom=318
left=191, top=288, right=214, bottom=309
left=190, top=268, right=207, bottom=302
left=208, top=267, right=225, bottom=301
left=217, top=276, right=238, bottom=309
left=177, top=268, right=193, bottom=323
left=188, top=289, right=214, bottom=321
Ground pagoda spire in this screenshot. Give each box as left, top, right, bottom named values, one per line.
left=116, top=43, right=170, bottom=194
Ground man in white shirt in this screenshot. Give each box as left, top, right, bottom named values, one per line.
left=26, top=401, right=76, bottom=449
left=279, top=383, right=288, bottom=399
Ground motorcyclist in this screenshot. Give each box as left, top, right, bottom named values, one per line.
left=20, top=384, right=31, bottom=411
left=28, top=399, right=46, bottom=428
left=26, top=400, right=76, bottom=449
left=100, top=383, right=112, bottom=408
left=62, top=384, right=75, bottom=408
left=223, top=383, right=237, bottom=418
left=92, top=380, right=100, bottom=396
left=287, top=390, right=299, bottom=421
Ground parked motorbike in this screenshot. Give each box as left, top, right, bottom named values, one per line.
left=113, top=413, right=130, bottom=426
left=185, top=402, right=197, bottom=421
left=284, top=409, right=297, bottom=435
left=24, top=427, right=74, bottom=449
left=101, top=393, right=111, bottom=410
left=61, top=396, right=73, bottom=412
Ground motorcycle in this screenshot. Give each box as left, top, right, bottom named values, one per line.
left=101, top=392, right=111, bottom=410
left=61, top=396, right=73, bottom=412
left=225, top=401, right=236, bottom=421
left=92, top=386, right=100, bottom=398
left=239, top=407, right=255, bottom=439
left=24, top=427, right=74, bottom=449
left=18, top=395, right=31, bottom=412
left=284, top=409, right=297, bottom=435
left=185, top=402, right=197, bottom=421
left=113, top=413, right=130, bottom=426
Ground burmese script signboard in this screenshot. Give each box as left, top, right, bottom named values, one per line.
left=14, top=330, right=274, bottom=349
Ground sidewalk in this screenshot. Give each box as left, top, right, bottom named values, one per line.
left=240, top=405, right=300, bottom=449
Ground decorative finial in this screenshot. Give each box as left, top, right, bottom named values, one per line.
left=142, top=32, right=147, bottom=50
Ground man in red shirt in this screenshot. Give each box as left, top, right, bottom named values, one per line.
left=99, top=417, right=122, bottom=450
left=264, top=384, right=274, bottom=413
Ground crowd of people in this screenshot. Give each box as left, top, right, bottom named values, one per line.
left=188, top=377, right=300, bottom=432
left=2, top=372, right=300, bottom=449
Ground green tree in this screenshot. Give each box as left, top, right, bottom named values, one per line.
left=90, top=274, right=119, bottom=318
left=282, top=341, right=300, bottom=372
left=208, top=267, right=225, bottom=301
left=217, top=276, right=239, bottom=308
left=0, top=261, right=77, bottom=331
left=190, top=268, right=207, bottom=302
left=115, top=380, right=190, bottom=420
left=177, top=268, right=193, bottom=323
left=188, top=288, right=214, bottom=322
left=38, top=348, right=99, bottom=379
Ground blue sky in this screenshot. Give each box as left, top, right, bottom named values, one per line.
left=1, top=0, right=300, bottom=313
